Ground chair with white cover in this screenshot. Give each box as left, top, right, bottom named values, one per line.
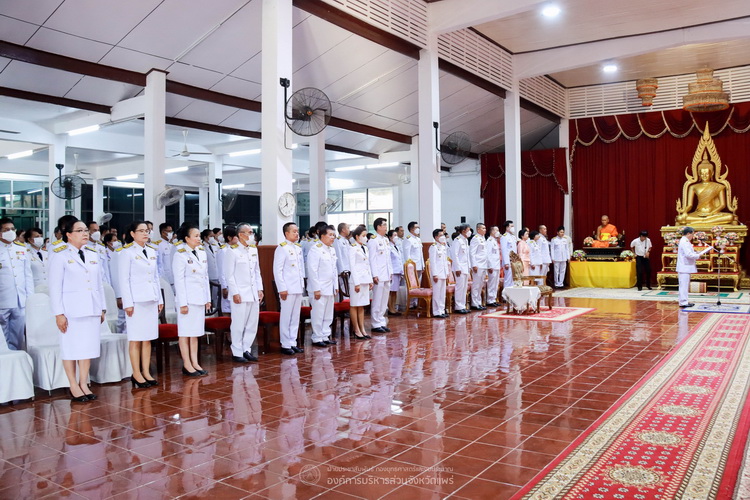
left=90, top=313, right=132, bottom=384
left=103, top=283, right=120, bottom=333
left=0, top=324, right=34, bottom=403
left=160, top=278, right=178, bottom=324
left=24, top=293, right=68, bottom=392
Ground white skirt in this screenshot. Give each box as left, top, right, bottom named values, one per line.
left=125, top=301, right=159, bottom=341
left=177, top=304, right=205, bottom=337
left=349, top=282, right=371, bottom=307
left=390, top=274, right=402, bottom=292
left=60, top=316, right=101, bottom=361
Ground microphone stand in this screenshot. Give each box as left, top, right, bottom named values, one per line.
left=717, top=248, right=722, bottom=307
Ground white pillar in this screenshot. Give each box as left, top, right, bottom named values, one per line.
left=143, top=69, right=167, bottom=224
left=261, top=0, right=294, bottom=241
left=400, top=136, right=420, bottom=227
left=504, top=86, right=522, bottom=227
left=198, top=186, right=209, bottom=228
left=48, top=135, right=67, bottom=238
left=559, top=118, right=572, bottom=237
left=309, top=134, right=326, bottom=223
left=92, top=179, right=104, bottom=222
left=417, top=35, right=441, bottom=231
left=178, top=193, right=185, bottom=227
left=208, top=158, right=223, bottom=229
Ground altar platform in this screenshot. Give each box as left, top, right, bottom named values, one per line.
left=570, top=261, right=636, bottom=288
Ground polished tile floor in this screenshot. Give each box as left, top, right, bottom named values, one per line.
left=0, top=297, right=703, bottom=499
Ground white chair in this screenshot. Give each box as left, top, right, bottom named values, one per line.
left=90, top=285, right=132, bottom=383
left=0, top=324, right=34, bottom=403
left=160, top=278, right=178, bottom=324
left=35, top=283, right=49, bottom=294
left=24, top=293, right=68, bottom=392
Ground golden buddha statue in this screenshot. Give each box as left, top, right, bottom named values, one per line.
left=675, top=124, right=738, bottom=225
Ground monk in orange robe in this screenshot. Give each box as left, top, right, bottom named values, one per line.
left=592, top=215, right=618, bottom=248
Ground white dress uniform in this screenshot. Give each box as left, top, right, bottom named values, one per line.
left=156, top=239, right=175, bottom=287
left=205, top=240, right=220, bottom=310
left=389, top=243, right=403, bottom=293
left=486, top=237, right=501, bottom=304
left=403, top=233, right=424, bottom=306
left=302, top=236, right=319, bottom=263
left=539, top=236, right=552, bottom=279
left=451, top=235, right=470, bottom=311
left=551, top=235, right=572, bottom=287
left=333, top=234, right=351, bottom=293
left=428, top=242, right=450, bottom=316
left=677, top=236, right=710, bottom=306
left=215, top=244, right=231, bottom=314
left=348, top=242, right=373, bottom=307
left=500, top=232, right=517, bottom=289
left=48, top=244, right=105, bottom=360
left=172, top=245, right=210, bottom=337
left=367, top=234, right=393, bottom=329
left=86, top=240, right=111, bottom=286
left=307, top=242, right=338, bottom=343
left=26, top=244, right=48, bottom=290
left=118, top=242, right=162, bottom=341
left=273, top=240, right=305, bottom=349
left=469, top=235, right=488, bottom=308
left=224, top=242, right=263, bottom=357
left=0, top=240, right=34, bottom=350
left=529, top=239, right=544, bottom=284
left=107, top=245, right=127, bottom=333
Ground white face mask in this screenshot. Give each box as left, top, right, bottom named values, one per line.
left=90, top=231, right=101, bottom=242
left=33, top=237, right=44, bottom=248
left=492, top=230, right=500, bottom=238
left=413, top=228, right=420, bottom=236
left=209, top=236, right=217, bottom=245
left=360, top=236, right=368, bottom=245
left=1, top=230, right=16, bottom=242
left=217, top=235, right=225, bottom=244
left=509, top=226, right=515, bottom=234
left=466, top=230, right=472, bottom=238
left=112, top=241, right=122, bottom=249
left=166, top=231, right=173, bottom=241
left=438, top=235, right=447, bottom=244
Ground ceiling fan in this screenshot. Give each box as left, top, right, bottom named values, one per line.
left=171, top=130, right=211, bottom=158
left=70, top=153, right=91, bottom=176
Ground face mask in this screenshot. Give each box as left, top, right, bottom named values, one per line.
left=414, top=228, right=420, bottom=236
left=438, top=235, right=446, bottom=244
left=33, top=237, right=44, bottom=248
left=466, top=230, right=472, bottom=238
left=90, top=231, right=101, bottom=242
left=217, top=235, right=225, bottom=244
left=166, top=231, right=173, bottom=240
left=509, top=226, right=515, bottom=233
left=492, top=230, right=500, bottom=238
left=1, top=230, right=16, bottom=242
left=361, top=236, right=368, bottom=245
left=112, top=241, right=122, bottom=249
left=209, top=236, right=217, bottom=245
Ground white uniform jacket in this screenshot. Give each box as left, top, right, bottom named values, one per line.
left=48, top=244, right=106, bottom=317
left=333, top=235, right=351, bottom=274
left=156, top=239, right=175, bottom=284
left=487, top=238, right=501, bottom=270
left=224, top=243, right=263, bottom=302
left=367, top=234, right=393, bottom=280
left=529, top=240, right=544, bottom=267
left=273, top=240, right=305, bottom=294
left=26, top=244, right=48, bottom=289
left=0, top=240, right=34, bottom=309
left=402, top=234, right=424, bottom=271
left=306, top=242, right=338, bottom=296
left=172, top=246, right=210, bottom=307
left=539, top=237, right=552, bottom=265
left=349, top=243, right=373, bottom=285
left=389, top=243, right=403, bottom=275
left=469, top=235, right=488, bottom=269
left=216, top=244, right=229, bottom=291
left=204, top=242, right=220, bottom=282
left=86, top=240, right=111, bottom=285
left=428, top=243, right=450, bottom=279
left=551, top=236, right=572, bottom=262
left=677, top=236, right=707, bottom=273
left=451, top=235, right=470, bottom=274
left=500, top=233, right=516, bottom=267
left=117, top=242, right=163, bottom=308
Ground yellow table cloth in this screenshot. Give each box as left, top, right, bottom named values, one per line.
left=570, top=261, right=636, bottom=288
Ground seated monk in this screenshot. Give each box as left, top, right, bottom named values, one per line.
left=592, top=215, right=618, bottom=248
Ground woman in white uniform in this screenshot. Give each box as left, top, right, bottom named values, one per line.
left=348, top=226, right=373, bottom=340
left=387, top=229, right=403, bottom=315
left=49, top=219, right=106, bottom=402
left=172, top=223, right=211, bottom=376
left=25, top=227, right=47, bottom=290
left=451, top=224, right=471, bottom=314
left=118, top=221, right=163, bottom=388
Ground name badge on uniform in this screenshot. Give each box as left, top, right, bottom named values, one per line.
left=150, top=256, right=156, bottom=260
left=187, top=259, right=193, bottom=264
left=90, top=261, right=97, bottom=264
left=68, top=259, right=75, bottom=264
left=135, top=255, right=142, bottom=260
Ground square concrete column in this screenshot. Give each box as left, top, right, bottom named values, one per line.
left=199, top=186, right=209, bottom=228
left=504, top=87, right=523, bottom=227
left=559, top=118, right=572, bottom=236
left=48, top=135, right=67, bottom=238
left=309, top=133, right=326, bottom=224
left=143, top=69, right=167, bottom=224
left=416, top=35, right=441, bottom=231
left=92, top=179, right=104, bottom=222
left=209, top=157, right=223, bottom=229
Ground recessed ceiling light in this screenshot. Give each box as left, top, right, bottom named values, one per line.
left=603, top=64, right=618, bottom=73
left=541, top=5, right=561, bottom=17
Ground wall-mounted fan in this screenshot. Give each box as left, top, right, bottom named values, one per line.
left=215, top=178, right=239, bottom=211
left=51, top=163, right=86, bottom=200
left=433, top=122, right=472, bottom=165
left=280, top=78, right=331, bottom=137
left=172, top=130, right=211, bottom=158
left=98, top=213, right=113, bottom=225
left=319, top=197, right=341, bottom=216
left=156, top=186, right=185, bottom=210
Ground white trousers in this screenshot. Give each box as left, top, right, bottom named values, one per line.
left=503, top=265, right=514, bottom=289
left=116, top=308, right=127, bottom=333
left=279, top=293, right=302, bottom=348
left=553, top=261, right=567, bottom=287
left=487, top=269, right=500, bottom=303
left=410, top=270, right=423, bottom=306
left=471, top=268, right=487, bottom=307
left=531, top=265, right=543, bottom=285
left=311, top=294, right=334, bottom=342
left=229, top=300, right=259, bottom=357
left=678, top=273, right=691, bottom=306
left=541, top=263, right=550, bottom=279
left=454, top=272, right=469, bottom=310
left=432, top=278, right=446, bottom=316
left=0, top=307, right=25, bottom=350
left=371, top=280, right=390, bottom=328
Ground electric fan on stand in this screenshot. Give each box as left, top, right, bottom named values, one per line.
left=50, top=163, right=86, bottom=200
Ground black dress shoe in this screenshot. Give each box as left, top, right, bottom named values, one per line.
left=364, top=334, right=372, bottom=339
left=457, top=309, right=469, bottom=314
left=280, top=347, right=296, bottom=355
left=84, top=393, right=97, bottom=401
left=145, top=378, right=158, bottom=386
left=243, top=351, right=258, bottom=362
left=382, top=327, right=391, bottom=332
left=70, top=392, right=89, bottom=403
left=232, top=356, right=249, bottom=363
left=648, top=287, right=653, bottom=290
left=387, top=311, right=402, bottom=316
left=325, top=338, right=337, bottom=345
left=197, top=370, right=208, bottom=376
left=182, top=367, right=202, bottom=376
left=679, top=303, right=696, bottom=308
left=371, top=327, right=386, bottom=334
left=132, top=378, right=152, bottom=388
left=470, top=306, right=482, bottom=310
left=291, top=346, right=304, bottom=353
left=312, top=341, right=328, bottom=348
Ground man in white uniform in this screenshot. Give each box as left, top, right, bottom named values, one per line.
left=469, top=223, right=488, bottom=310
left=428, top=229, right=450, bottom=318
left=551, top=226, right=573, bottom=288
left=224, top=223, right=264, bottom=362
left=402, top=221, right=424, bottom=308
left=216, top=225, right=235, bottom=316
left=155, top=223, right=174, bottom=287
left=451, top=224, right=471, bottom=313
left=368, top=218, right=393, bottom=333
left=202, top=229, right=220, bottom=310
left=538, top=225, right=552, bottom=283
left=486, top=226, right=502, bottom=307
left=500, top=220, right=516, bottom=290
left=333, top=222, right=351, bottom=293
left=307, top=225, right=338, bottom=347
left=86, top=221, right=111, bottom=286
left=25, top=227, right=48, bottom=290
left=274, top=222, right=306, bottom=355
left=0, top=217, right=34, bottom=350
left=677, top=227, right=712, bottom=308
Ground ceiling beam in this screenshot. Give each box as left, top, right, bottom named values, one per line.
left=439, top=60, right=506, bottom=99
left=166, top=81, right=262, bottom=113
left=0, top=86, right=111, bottom=114
left=328, top=116, right=412, bottom=144
left=429, top=0, right=547, bottom=35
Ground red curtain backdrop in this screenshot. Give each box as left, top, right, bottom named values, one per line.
left=480, top=148, right=568, bottom=231
left=571, top=102, right=750, bottom=273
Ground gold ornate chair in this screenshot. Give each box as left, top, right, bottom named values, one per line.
left=508, top=251, right=553, bottom=311
left=404, top=259, right=432, bottom=317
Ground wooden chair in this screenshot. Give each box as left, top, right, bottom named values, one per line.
left=403, top=259, right=432, bottom=317
left=154, top=323, right=179, bottom=374
left=203, top=316, right=231, bottom=359
left=333, top=274, right=351, bottom=335
left=446, top=258, right=456, bottom=313
left=258, top=293, right=280, bottom=354
left=508, top=251, right=553, bottom=310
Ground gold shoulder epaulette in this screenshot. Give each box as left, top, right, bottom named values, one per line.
left=406, top=235, right=411, bottom=239
left=173, top=240, right=181, bottom=246
left=230, top=244, right=239, bottom=249
left=97, top=241, right=106, bottom=247
left=219, top=244, right=226, bottom=249
left=177, top=248, right=186, bottom=253
left=280, top=241, right=287, bottom=247
left=115, top=246, right=125, bottom=252
left=316, top=242, right=322, bottom=247
left=52, top=239, right=63, bottom=245
left=294, top=242, right=301, bottom=247
left=351, top=242, right=357, bottom=247
left=369, top=234, right=376, bottom=239
left=152, top=239, right=162, bottom=244
left=123, top=242, right=134, bottom=249
left=13, top=241, right=25, bottom=247
left=197, top=245, right=204, bottom=251
left=146, top=243, right=157, bottom=250
left=250, top=244, right=257, bottom=248
left=84, top=246, right=97, bottom=253
left=54, top=245, right=67, bottom=253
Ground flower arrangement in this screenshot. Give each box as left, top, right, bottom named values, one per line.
left=619, top=250, right=635, bottom=261
left=572, top=250, right=587, bottom=261
left=664, top=233, right=679, bottom=250
left=725, top=232, right=738, bottom=244
left=694, top=231, right=707, bottom=242
left=583, top=237, right=594, bottom=247
left=715, top=237, right=729, bottom=249
left=608, top=237, right=619, bottom=247
left=711, top=225, right=724, bottom=237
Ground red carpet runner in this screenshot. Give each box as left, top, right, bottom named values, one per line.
left=513, top=313, right=750, bottom=499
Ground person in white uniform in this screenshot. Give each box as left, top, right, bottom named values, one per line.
left=86, top=221, right=111, bottom=286
left=469, top=223, right=488, bottom=310
left=172, top=223, right=211, bottom=376
left=155, top=223, right=174, bottom=290
left=225, top=223, right=264, bottom=363
left=201, top=229, right=220, bottom=310
left=25, top=227, right=48, bottom=290
left=273, top=222, right=306, bottom=355
left=402, top=221, right=424, bottom=308
left=348, top=225, right=373, bottom=340
left=49, top=219, right=106, bottom=402
left=333, top=222, right=351, bottom=293
left=551, top=226, right=573, bottom=288
left=48, top=215, right=79, bottom=258
left=367, top=218, right=393, bottom=334
left=118, top=221, right=164, bottom=388
left=441, top=223, right=452, bottom=249
left=677, top=227, right=713, bottom=308
left=451, top=224, right=471, bottom=314
left=104, top=233, right=127, bottom=333
left=387, top=229, right=403, bottom=315
left=216, top=225, right=235, bottom=316
left=307, top=225, right=339, bottom=347
left=486, top=226, right=502, bottom=306
left=428, top=228, right=450, bottom=318
left=500, top=220, right=517, bottom=291
left=538, top=225, right=553, bottom=283
left=0, top=217, right=34, bottom=350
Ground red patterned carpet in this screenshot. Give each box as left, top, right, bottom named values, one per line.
left=514, top=313, right=750, bottom=499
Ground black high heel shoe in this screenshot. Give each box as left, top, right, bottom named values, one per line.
left=351, top=332, right=368, bottom=340
left=69, top=390, right=88, bottom=403
left=144, top=378, right=158, bottom=387
left=131, top=377, right=151, bottom=389
left=182, top=367, right=201, bottom=377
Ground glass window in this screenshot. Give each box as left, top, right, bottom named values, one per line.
left=326, top=190, right=343, bottom=212
left=367, top=187, right=393, bottom=210
left=14, top=181, right=45, bottom=209
left=366, top=212, right=390, bottom=231
left=108, top=187, right=132, bottom=213
left=328, top=212, right=364, bottom=230
left=296, top=192, right=310, bottom=215
left=343, top=189, right=366, bottom=212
